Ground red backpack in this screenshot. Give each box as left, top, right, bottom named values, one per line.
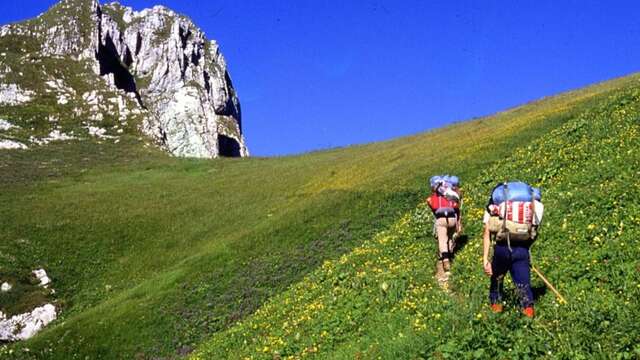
left=427, top=193, right=459, bottom=217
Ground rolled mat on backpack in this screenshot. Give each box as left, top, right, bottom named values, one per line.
left=491, top=181, right=541, bottom=204
left=430, top=175, right=461, bottom=201
left=430, top=175, right=460, bottom=189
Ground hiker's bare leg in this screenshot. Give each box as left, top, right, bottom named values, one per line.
left=436, top=218, right=450, bottom=256
left=436, top=218, right=455, bottom=274
left=447, top=217, right=457, bottom=255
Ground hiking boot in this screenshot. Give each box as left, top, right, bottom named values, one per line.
left=490, top=303, right=504, bottom=313
left=523, top=306, right=535, bottom=318
left=442, top=259, right=451, bottom=272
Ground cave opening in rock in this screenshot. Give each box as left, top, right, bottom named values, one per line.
left=179, top=26, right=192, bottom=49
left=203, top=71, right=211, bottom=94
left=135, top=32, right=142, bottom=56
left=123, top=47, right=133, bottom=68
left=218, top=134, right=241, bottom=157
left=96, top=33, right=144, bottom=107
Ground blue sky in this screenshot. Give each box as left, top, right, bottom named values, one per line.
left=2, top=1, right=640, bottom=156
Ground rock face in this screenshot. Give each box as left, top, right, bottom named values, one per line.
left=0, top=0, right=248, bottom=158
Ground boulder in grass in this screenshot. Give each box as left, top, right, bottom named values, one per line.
left=32, top=269, right=51, bottom=287
left=0, top=304, right=57, bottom=341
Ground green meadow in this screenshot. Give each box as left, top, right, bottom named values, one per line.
left=1, top=74, right=639, bottom=359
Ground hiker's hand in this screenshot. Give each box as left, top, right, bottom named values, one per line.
left=483, top=261, right=492, bottom=276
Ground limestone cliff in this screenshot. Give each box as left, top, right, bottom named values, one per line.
left=0, top=0, right=248, bottom=158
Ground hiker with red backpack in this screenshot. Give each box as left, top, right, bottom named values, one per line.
left=426, top=175, right=462, bottom=283
left=482, top=181, right=544, bottom=318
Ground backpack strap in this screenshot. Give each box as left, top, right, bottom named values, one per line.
left=501, top=182, right=512, bottom=252
left=528, top=186, right=536, bottom=240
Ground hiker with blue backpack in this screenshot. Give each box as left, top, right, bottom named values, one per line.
left=482, top=181, right=544, bottom=318
left=426, top=175, right=462, bottom=283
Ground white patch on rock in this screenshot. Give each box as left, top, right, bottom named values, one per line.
left=30, top=130, right=76, bottom=146
left=0, top=84, right=34, bottom=105
left=0, top=282, right=11, bottom=292
left=82, top=90, right=101, bottom=105
left=0, top=25, right=10, bottom=37
left=122, top=7, right=134, bottom=23
left=0, top=119, right=17, bottom=131
left=86, top=126, right=116, bottom=139
left=45, top=79, right=74, bottom=105
left=57, top=94, right=69, bottom=105
left=0, top=304, right=57, bottom=342
left=87, top=126, right=106, bottom=137
left=32, top=269, right=51, bottom=287
left=148, top=86, right=217, bottom=158
left=89, top=112, right=104, bottom=122
left=0, top=139, right=28, bottom=150
left=45, top=79, right=62, bottom=89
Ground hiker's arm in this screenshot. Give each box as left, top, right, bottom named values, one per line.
left=482, top=225, right=492, bottom=276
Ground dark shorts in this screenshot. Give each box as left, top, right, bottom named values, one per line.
left=489, top=244, right=534, bottom=308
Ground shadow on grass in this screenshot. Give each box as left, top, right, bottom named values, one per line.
left=453, top=234, right=469, bottom=257
left=532, top=285, right=548, bottom=301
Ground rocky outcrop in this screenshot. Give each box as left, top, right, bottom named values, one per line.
left=32, top=269, right=52, bottom=287
left=0, top=139, right=28, bottom=150
left=0, top=84, right=34, bottom=105
left=0, top=0, right=248, bottom=158
left=0, top=305, right=57, bottom=342
left=0, top=269, right=57, bottom=342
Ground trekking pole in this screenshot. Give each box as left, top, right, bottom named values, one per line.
left=531, top=266, right=567, bottom=304
left=529, top=239, right=567, bottom=304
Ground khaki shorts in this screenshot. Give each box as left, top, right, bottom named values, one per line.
left=435, top=217, right=457, bottom=253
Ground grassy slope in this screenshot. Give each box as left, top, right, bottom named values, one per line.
left=193, top=77, right=640, bottom=359
left=0, top=74, right=638, bottom=359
